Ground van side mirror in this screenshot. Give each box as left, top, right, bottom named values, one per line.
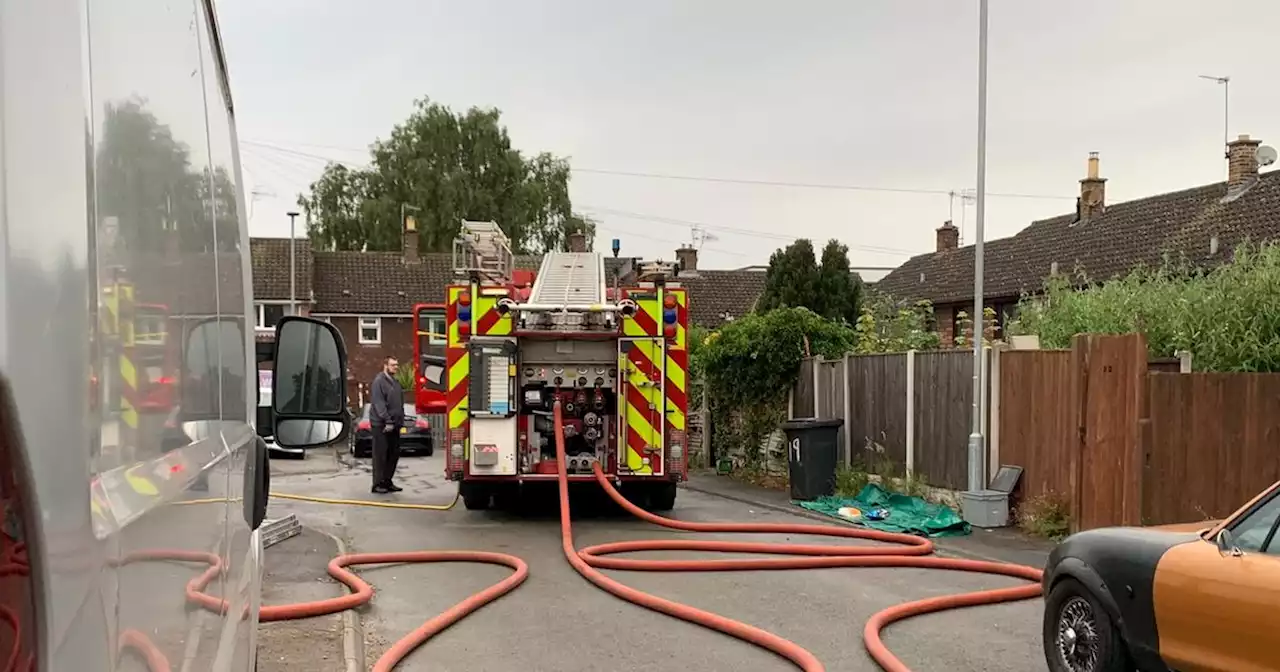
left=272, top=317, right=351, bottom=448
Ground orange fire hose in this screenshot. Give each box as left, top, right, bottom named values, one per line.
left=11, top=398, right=1044, bottom=671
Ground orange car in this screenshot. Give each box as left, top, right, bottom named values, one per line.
left=1041, top=480, right=1280, bottom=672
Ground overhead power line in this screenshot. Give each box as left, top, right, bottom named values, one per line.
left=580, top=205, right=915, bottom=257
left=243, top=139, right=1074, bottom=202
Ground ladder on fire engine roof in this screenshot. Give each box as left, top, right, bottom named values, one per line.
left=530, top=251, right=605, bottom=307
left=452, top=220, right=513, bottom=283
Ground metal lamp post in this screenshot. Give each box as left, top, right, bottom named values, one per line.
left=287, top=211, right=299, bottom=316
left=966, top=0, right=990, bottom=495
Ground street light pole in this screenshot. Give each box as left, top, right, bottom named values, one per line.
left=1198, top=74, right=1231, bottom=166
left=286, top=211, right=300, bottom=316
left=967, top=0, right=989, bottom=494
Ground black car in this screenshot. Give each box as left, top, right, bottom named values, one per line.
left=350, top=403, right=434, bottom=458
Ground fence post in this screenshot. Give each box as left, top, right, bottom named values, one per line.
left=1176, top=349, right=1193, bottom=373
left=905, top=350, right=915, bottom=477
left=842, top=353, right=852, bottom=469
left=989, top=343, right=1007, bottom=480
left=812, top=355, right=823, bottom=418
left=700, top=384, right=711, bottom=468
left=981, top=345, right=992, bottom=477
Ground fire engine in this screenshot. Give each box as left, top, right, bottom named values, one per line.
left=412, top=302, right=448, bottom=416
left=443, top=221, right=690, bottom=511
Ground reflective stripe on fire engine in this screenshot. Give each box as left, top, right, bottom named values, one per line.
left=621, top=294, right=661, bottom=337
left=446, top=286, right=470, bottom=432
left=619, top=339, right=664, bottom=475
left=118, top=282, right=140, bottom=433
left=473, top=292, right=512, bottom=336
left=663, top=288, right=688, bottom=434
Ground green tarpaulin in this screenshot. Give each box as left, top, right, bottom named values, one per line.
left=795, top=483, right=971, bottom=538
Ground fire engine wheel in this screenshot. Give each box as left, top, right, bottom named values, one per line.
left=647, top=482, right=677, bottom=512
left=460, top=483, right=491, bottom=511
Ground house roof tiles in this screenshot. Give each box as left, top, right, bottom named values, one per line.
left=876, top=170, right=1280, bottom=304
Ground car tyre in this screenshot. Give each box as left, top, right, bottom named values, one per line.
left=461, top=483, right=491, bottom=511
left=1043, top=578, right=1129, bottom=672
left=424, top=445, right=434, bottom=457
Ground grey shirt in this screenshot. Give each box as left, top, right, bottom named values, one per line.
left=370, top=371, right=405, bottom=427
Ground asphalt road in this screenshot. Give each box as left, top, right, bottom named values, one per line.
left=268, top=451, right=1048, bottom=672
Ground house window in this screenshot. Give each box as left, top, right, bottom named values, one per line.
left=426, top=315, right=446, bottom=345
left=255, top=303, right=294, bottom=329
left=358, top=317, right=382, bottom=345
left=135, top=315, right=166, bottom=345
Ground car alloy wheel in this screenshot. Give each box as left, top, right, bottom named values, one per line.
left=1056, top=595, right=1100, bottom=671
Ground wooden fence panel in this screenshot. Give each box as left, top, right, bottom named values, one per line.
left=997, top=349, right=1075, bottom=503
left=913, top=351, right=973, bottom=490
left=1144, top=373, right=1280, bottom=525
left=847, top=353, right=909, bottom=472
left=816, top=359, right=847, bottom=463
left=1074, top=333, right=1146, bottom=530
left=794, top=358, right=815, bottom=418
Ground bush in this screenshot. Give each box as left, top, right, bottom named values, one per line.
left=700, top=307, right=855, bottom=407
left=1016, top=493, right=1072, bottom=541
left=698, top=308, right=855, bottom=465
left=1009, top=242, right=1280, bottom=372
left=853, top=291, right=942, bottom=353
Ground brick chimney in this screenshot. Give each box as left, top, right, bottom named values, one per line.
left=675, top=245, right=698, bottom=273
left=567, top=229, right=587, bottom=253
left=935, top=220, right=959, bottom=253
left=402, top=214, right=419, bottom=263
left=1227, top=134, right=1261, bottom=189
left=1078, top=152, right=1106, bottom=222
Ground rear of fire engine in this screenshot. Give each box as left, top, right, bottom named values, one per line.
left=443, top=221, right=690, bottom=511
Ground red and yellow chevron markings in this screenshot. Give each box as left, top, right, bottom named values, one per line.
left=473, top=287, right=513, bottom=336
left=619, top=338, right=665, bottom=475
left=661, top=289, right=689, bottom=474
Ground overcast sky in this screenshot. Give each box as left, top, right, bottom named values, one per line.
left=216, top=0, right=1280, bottom=280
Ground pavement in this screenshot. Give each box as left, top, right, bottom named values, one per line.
left=256, top=528, right=348, bottom=672
left=266, top=450, right=1051, bottom=671
left=681, top=470, right=1056, bottom=570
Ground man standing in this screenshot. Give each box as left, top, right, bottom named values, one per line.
left=369, top=356, right=406, bottom=494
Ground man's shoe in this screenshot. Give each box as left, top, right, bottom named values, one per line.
left=386, top=483, right=404, bottom=492
left=371, top=485, right=391, bottom=494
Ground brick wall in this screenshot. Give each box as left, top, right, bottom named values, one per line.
left=329, top=315, right=415, bottom=407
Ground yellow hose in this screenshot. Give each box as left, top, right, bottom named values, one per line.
left=172, top=491, right=459, bottom=511
left=268, top=491, right=459, bottom=511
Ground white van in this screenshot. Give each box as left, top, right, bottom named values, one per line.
left=0, top=0, right=352, bottom=669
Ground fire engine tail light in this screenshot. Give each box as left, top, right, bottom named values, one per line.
left=668, top=429, right=688, bottom=473
left=448, top=428, right=467, bottom=474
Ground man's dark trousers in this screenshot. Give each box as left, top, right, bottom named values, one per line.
left=372, top=424, right=401, bottom=488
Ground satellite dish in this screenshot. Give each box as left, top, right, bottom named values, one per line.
left=1258, top=145, right=1278, bottom=168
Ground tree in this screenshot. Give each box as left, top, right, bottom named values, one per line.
left=814, top=239, right=863, bottom=325
left=757, top=238, right=863, bottom=324
left=757, top=239, right=820, bottom=313
left=299, top=98, right=594, bottom=254
left=95, top=97, right=240, bottom=255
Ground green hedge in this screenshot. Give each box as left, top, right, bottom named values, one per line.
left=1009, top=242, right=1280, bottom=372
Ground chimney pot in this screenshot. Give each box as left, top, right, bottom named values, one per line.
left=1227, top=134, right=1262, bottom=189
left=675, top=245, right=698, bottom=274
left=935, top=220, right=959, bottom=253
left=567, top=230, right=587, bottom=253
